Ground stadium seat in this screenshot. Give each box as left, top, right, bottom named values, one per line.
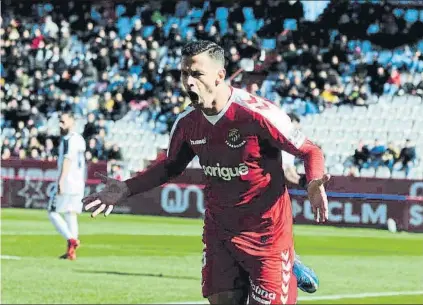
left=404, top=9, right=419, bottom=23
left=216, top=7, right=229, bottom=20
left=115, top=4, right=127, bottom=18
left=129, top=65, right=142, bottom=76
left=164, top=17, right=180, bottom=37
left=117, top=16, right=132, bottom=38
left=361, top=40, right=372, bottom=53
left=283, top=19, right=298, bottom=31
left=366, top=23, right=380, bottom=35
left=90, top=7, right=102, bottom=22
left=329, top=163, right=344, bottom=176
left=190, top=8, right=203, bottom=19
left=393, top=8, right=404, bottom=18
left=243, top=20, right=257, bottom=39
left=325, top=154, right=340, bottom=167
left=407, top=168, right=423, bottom=180
left=257, top=18, right=265, bottom=30
left=243, top=7, right=255, bottom=20
left=218, top=20, right=229, bottom=36
left=360, top=168, right=376, bottom=178
left=391, top=170, right=406, bottom=179
left=180, top=17, right=191, bottom=29
left=261, top=38, right=276, bottom=50
left=375, top=167, right=391, bottom=179
left=378, top=50, right=393, bottom=65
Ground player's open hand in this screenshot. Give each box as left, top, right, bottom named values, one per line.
left=307, top=174, right=330, bottom=223
left=82, top=172, right=131, bottom=218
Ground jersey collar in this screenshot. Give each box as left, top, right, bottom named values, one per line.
left=202, top=86, right=235, bottom=125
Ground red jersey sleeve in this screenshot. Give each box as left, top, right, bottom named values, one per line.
left=125, top=111, right=195, bottom=196
left=255, top=104, right=325, bottom=183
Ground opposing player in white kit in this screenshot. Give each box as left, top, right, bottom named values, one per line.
left=48, top=111, right=86, bottom=260
left=283, top=113, right=302, bottom=185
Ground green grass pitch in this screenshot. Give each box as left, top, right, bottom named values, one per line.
left=1, top=208, right=423, bottom=304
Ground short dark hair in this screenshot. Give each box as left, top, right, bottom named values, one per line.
left=182, top=40, right=225, bottom=66
left=61, top=110, right=75, bottom=119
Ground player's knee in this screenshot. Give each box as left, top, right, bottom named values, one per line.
left=207, top=289, right=248, bottom=305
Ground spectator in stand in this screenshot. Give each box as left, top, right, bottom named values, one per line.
left=2, top=147, right=11, bottom=160
left=353, top=140, right=370, bottom=171
left=382, top=141, right=400, bottom=172
left=384, top=68, right=401, bottom=95
left=83, top=113, right=98, bottom=140
left=43, top=138, right=57, bottom=161
left=346, top=85, right=369, bottom=108
left=396, top=139, right=417, bottom=177
left=369, top=139, right=387, bottom=168
left=369, top=67, right=389, bottom=96
left=398, top=74, right=417, bottom=96
left=108, top=144, right=123, bottom=162
left=321, top=83, right=340, bottom=105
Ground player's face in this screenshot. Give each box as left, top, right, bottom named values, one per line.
left=59, top=114, right=73, bottom=136
left=181, top=53, right=225, bottom=112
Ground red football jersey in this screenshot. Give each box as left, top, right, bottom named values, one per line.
left=126, top=87, right=324, bottom=251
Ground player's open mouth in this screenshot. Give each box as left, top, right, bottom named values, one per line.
left=187, top=91, right=200, bottom=105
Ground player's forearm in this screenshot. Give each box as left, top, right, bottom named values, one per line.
left=59, top=158, right=71, bottom=183
left=124, top=158, right=186, bottom=196
left=299, top=140, right=325, bottom=182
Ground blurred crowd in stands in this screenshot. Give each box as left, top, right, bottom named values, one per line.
left=349, top=138, right=417, bottom=177
left=1, top=0, right=421, bottom=177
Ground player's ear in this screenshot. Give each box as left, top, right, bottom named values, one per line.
left=216, top=68, right=226, bottom=86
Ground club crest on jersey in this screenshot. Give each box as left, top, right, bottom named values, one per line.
left=225, top=128, right=246, bottom=149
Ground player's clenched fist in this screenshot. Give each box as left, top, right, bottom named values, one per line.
left=82, top=172, right=131, bottom=217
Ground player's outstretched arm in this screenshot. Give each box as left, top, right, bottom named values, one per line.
left=83, top=172, right=131, bottom=217
left=292, top=140, right=330, bottom=223
left=84, top=118, right=195, bottom=218
left=255, top=103, right=330, bottom=222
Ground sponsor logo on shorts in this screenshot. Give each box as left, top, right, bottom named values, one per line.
left=202, top=163, right=249, bottom=181
left=249, top=278, right=276, bottom=305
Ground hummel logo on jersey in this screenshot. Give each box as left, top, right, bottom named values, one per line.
left=190, top=138, right=207, bottom=145
left=202, top=163, right=249, bottom=181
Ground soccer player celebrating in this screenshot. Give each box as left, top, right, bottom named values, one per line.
left=84, top=41, right=329, bottom=304
left=48, top=111, right=86, bottom=260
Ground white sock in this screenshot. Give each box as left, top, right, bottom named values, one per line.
left=48, top=212, right=73, bottom=240
left=64, top=212, right=79, bottom=240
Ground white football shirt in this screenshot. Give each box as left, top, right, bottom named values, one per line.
left=57, top=132, right=86, bottom=195
left=282, top=151, right=295, bottom=170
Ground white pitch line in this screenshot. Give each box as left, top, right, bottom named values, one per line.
left=1, top=255, right=22, bottom=260
left=164, top=290, right=423, bottom=304
left=299, top=290, right=423, bottom=301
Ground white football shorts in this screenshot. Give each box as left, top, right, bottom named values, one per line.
left=48, top=193, right=84, bottom=214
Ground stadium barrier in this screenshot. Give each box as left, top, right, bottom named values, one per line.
left=1, top=160, right=423, bottom=233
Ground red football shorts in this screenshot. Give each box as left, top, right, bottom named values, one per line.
left=201, top=238, right=297, bottom=305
